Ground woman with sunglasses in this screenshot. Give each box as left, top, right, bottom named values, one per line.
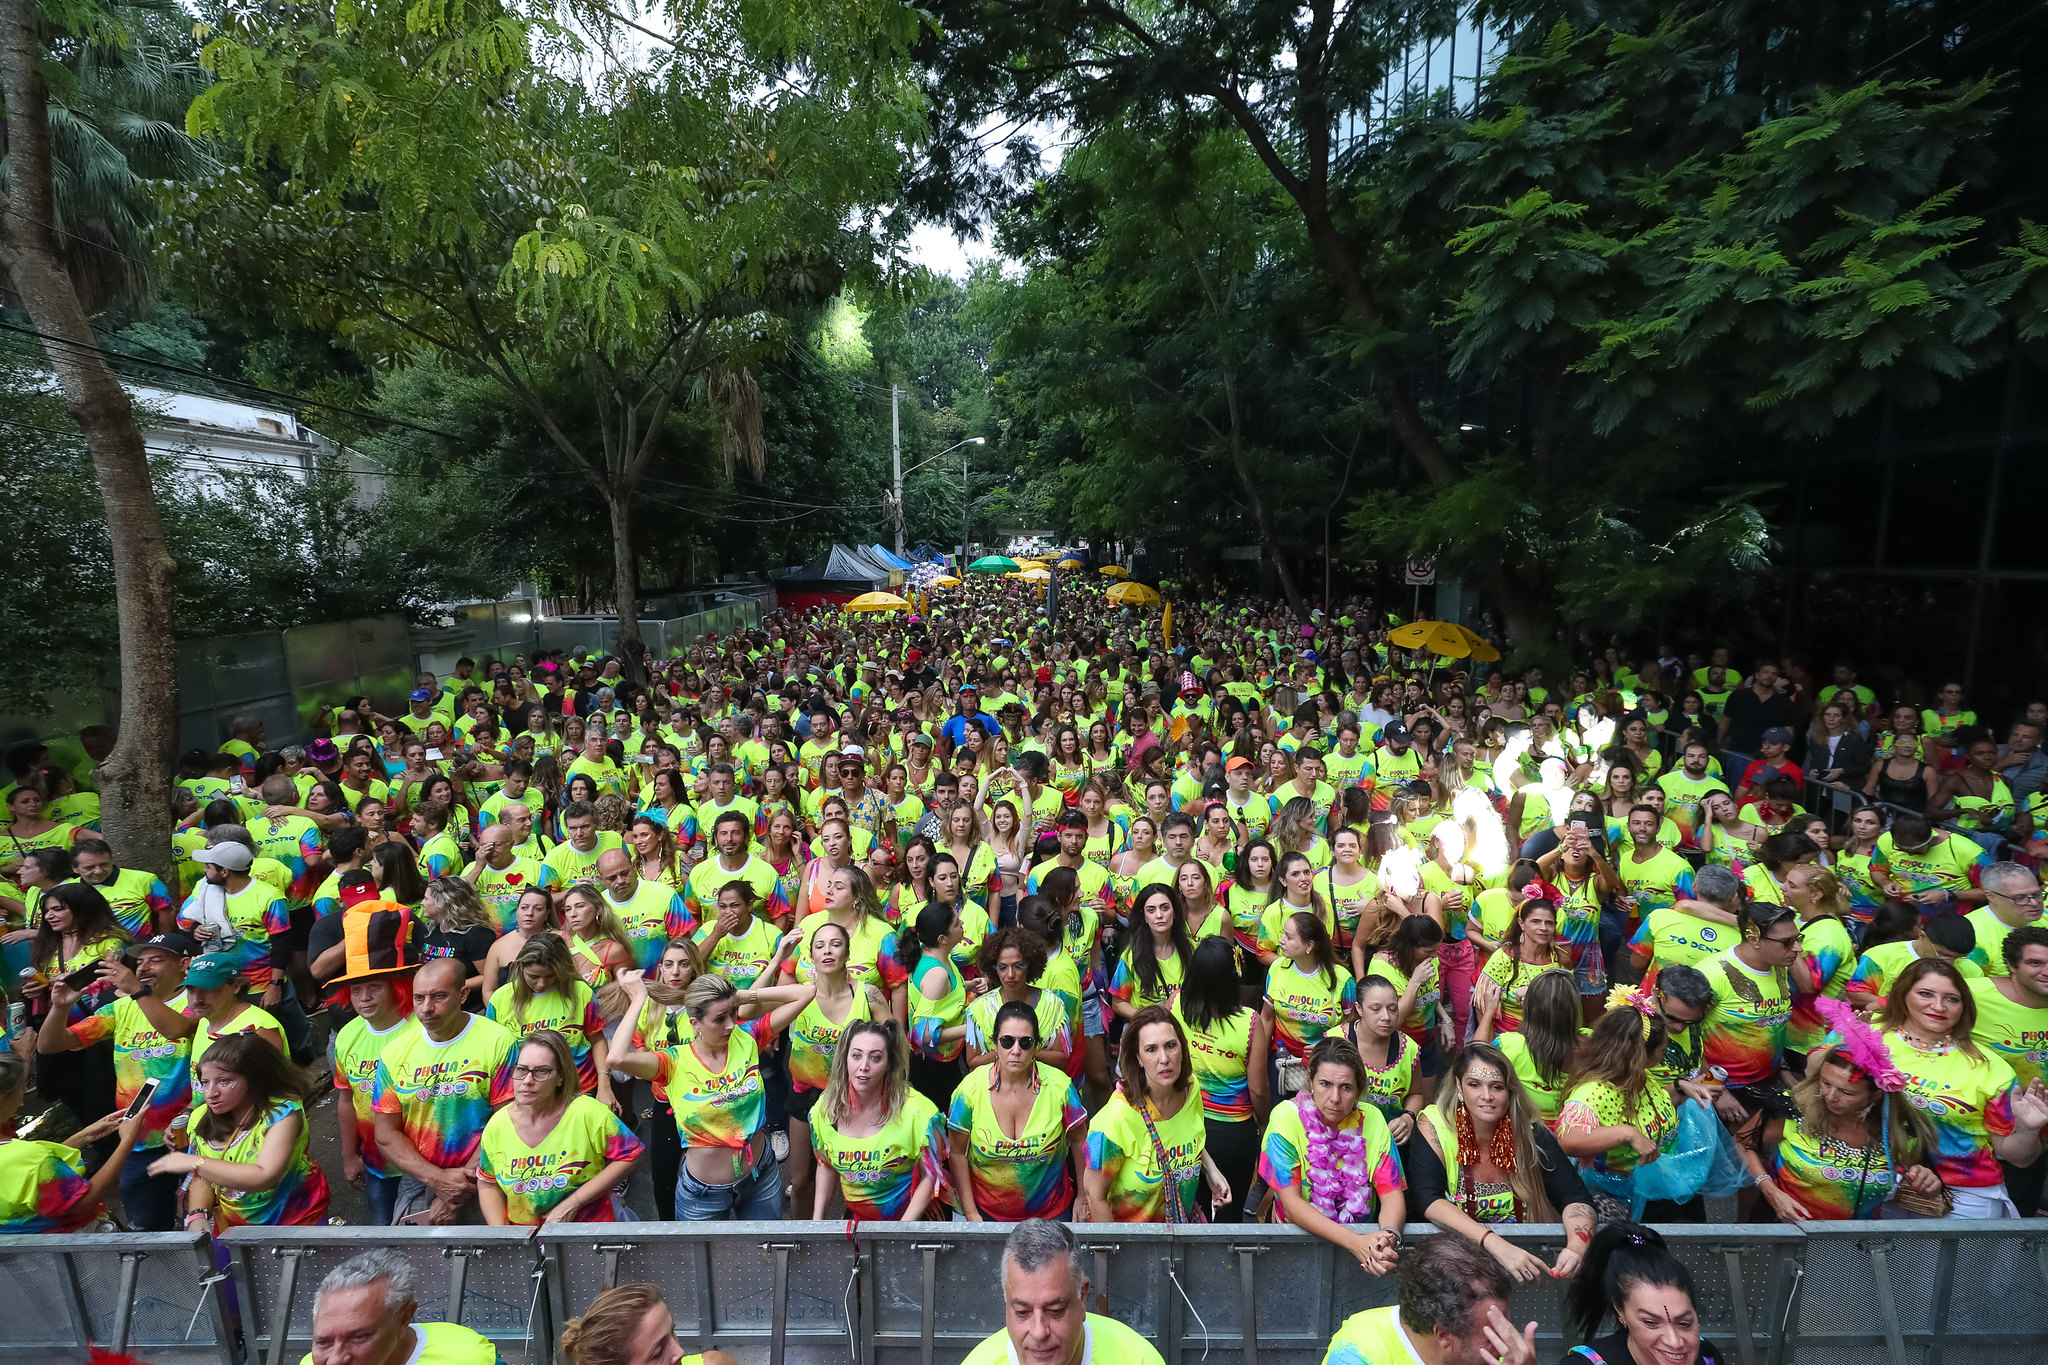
left=947, top=997, right=1091, bottom=1222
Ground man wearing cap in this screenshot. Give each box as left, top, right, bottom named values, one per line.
left=1738, top=727, right=1805, bottom=802
left=328, top=880, right=424, bottom=1224
left=463, top=824, right=557, bottom=933
left=37, top=931, right=201, bottom=1228
left=70, top=836, right=173, bottom=938
left=401, top=686, right=440, bottom=732
left=838, top=749, right=898, bottom=849
left=597, top=849, right=695, bottom=971
left=176, top=839, right=309, bottom=1060
left=941, top=686, right=1001, bottom=751
left=1371, top=722, right=1423, bottom=806
left=371, top=957, right=520, bottom=1224
left=1221, top=757, right=1279, bottom=840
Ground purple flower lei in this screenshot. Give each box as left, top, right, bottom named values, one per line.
left=1296, top=1092, right=1375, bottom=1222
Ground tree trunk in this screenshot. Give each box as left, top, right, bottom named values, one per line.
left=0, top=0, right=176, bottom=878
left=1220, top=373, right=1307, bottom=620
left=603, top=486, right=647, bottom=682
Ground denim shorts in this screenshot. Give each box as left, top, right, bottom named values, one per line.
left=675, top=1149, right=783, bottom=1221
left=1080, top=983, right=1106, bottom=1038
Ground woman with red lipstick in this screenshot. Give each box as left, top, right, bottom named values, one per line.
left=1868, top=958, right=2048, bottom=1218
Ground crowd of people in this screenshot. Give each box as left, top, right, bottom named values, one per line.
left=1, top=566, right=2045, bottom=1317
left=304, top=1216, right=1737, bottom=1365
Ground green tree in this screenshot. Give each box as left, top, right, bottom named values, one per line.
left=173, top=0, right=920, bottom=675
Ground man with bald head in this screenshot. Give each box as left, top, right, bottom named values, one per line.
left=596, top=848, right=695, bottom=971
left=369, top=958, right=518, bottom=1224
left=496, top=800, right=553, bottom=863
left=465, top=822, right=558, bottom=933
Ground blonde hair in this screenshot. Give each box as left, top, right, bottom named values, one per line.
left=817, top=1019, right=908, bottom=1129
left=425, top=876, right=497, bottom=935
left=560, top=1283, right=666, bottom=1365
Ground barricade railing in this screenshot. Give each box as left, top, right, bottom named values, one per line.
left=4, top=1221, right=2038, bottom=1365
left=0, top=1230, right=234, bottom=1364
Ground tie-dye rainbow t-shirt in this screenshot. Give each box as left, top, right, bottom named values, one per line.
left=655, top=1025, right=768, bottom=1151
left=1883, top=1030, right=2018, bottom=1189
left=787, top=986, right=877, bottom=1094
left=1258, top=1097, right=1403, bottom=1223
left=1086, top=1090, right=1206, bottom=1222
left=1171, top=1001, right=1254, bottom=1121
left=332, top=1015, right=416, bottom=1178
left=0, top=1140, right=96, bottom=1232
left=1701, top=949, right=1792, bottom=1086
left=485, top=981, right=608, bottom=1094
left=195, top=1099, right=330, bottom=1228
left=476, top=1094, right=644, bottom=1225
left=370, top=1014, right=520, bottom=1169
left=1264, top=960, right=1357, bottom=1060
left=947, top=1062, right=1087, bottom=1221
left=809, top=1090, right=947, bottom=1220
left=1768, top=1113, right=1896, bottom=1219
left=68, top=991, right=192, bottom=1150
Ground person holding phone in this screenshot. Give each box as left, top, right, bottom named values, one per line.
left=35, top=931, right=200, bottom=1230
left=0, top=1049, right=149, bottom=1232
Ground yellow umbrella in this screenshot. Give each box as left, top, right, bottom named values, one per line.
left=845, top=591, right=911, bottom=613
left=1057, top=558, right=1085, bottom=570
left=1106, top=581, right=1161, bottom=607
left=1386, top=619, right=1501, bottom=662
left=1099, top=565, right=1130, bottom=578
left=933, top=575, right=961, bottom=587
left=1011, top=567, right=1052, bottom=581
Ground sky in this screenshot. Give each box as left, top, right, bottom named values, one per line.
left=905, top=220, right=999, bottom=279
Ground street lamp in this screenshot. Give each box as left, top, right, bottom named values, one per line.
left=894, top=436, right=986, bottom=557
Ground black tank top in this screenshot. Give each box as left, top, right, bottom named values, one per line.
left=1875, top=761, right=1927, bottom=811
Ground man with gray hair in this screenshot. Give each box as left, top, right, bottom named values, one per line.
left=304, top=1247, right=497, bottom=1365
left=1965, top=862, right=2047, bottom=978
left=960, top=1220, right=1162, bottom=1365
left=1628, top=862, right=1745, bottom=981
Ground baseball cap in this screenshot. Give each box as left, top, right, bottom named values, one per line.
left=409, top=687, right=433, bottom=702
left=1750, top=765, right=1783, bottom=785
left=907, top=649, right=923, bottom=665
left=135, top=931, right=200, bottom=959
left=1382, top=721, right=1411, bottom=742
left=1761, top=726, right=1794, bottom=746
left=182, top=954, right=244, bottom=990
left=1225, top=756, right=1254, bottom=771
left=195, top=842, right=253, bottom=872
left=306, top=738, right=340, bottom=764
left=907, top=732, right=934, bottom=749
left=840, top=744, right=866, bottom=759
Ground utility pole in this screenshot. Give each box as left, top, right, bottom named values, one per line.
left=891, top=384, right=904, bottom=556
left=960, top=447, right=971, bottom=570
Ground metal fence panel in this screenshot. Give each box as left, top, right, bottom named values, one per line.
left=179, top=631, right=296, bottom=754
left=0, top=1232, right=234, bottom=1365
left=1794, top=1222, right=2048, bottom=1364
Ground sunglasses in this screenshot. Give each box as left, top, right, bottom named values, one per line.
left=995, top=1035, right=1038, bottom=1051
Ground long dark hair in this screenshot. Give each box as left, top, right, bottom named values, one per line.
left=1519, top=969, right=1581, bottom=1087
left=1127, top=885, right=1196, bottom=1000
left=1385, top=914, right=1443, bottom=975
left=895, top=900, right=959, bottom=969
left=372, top=840, right=426, bottom=904
left=1280, top=909, right=1339, bottom=992
left=192, top=1032, right=313, bottom=1144
left=32, top=882, right=120, bottom=965
left=1563, top=1222, right=1698, bottom=1343
left=1179, top=934, right=1247, bottom=1031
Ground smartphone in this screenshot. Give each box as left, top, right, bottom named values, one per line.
left=124, top=1077, right=160, bottom=1120
left=62, top=962, right=105, bottom=992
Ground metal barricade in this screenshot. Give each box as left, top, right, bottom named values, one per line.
left=137, top=1219, right=2048, bottom=1365
left=0, top=1231, right=235, bottom=1365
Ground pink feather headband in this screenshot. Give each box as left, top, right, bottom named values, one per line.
left=1813, top=995, right=1909, bottom=1093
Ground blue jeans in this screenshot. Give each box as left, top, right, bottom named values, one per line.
left=674, top=1149, right=782, bottom=1220
left=364, top=1171, right=401, bottom=1226
left=119, top=1148, right=180, bottom=1231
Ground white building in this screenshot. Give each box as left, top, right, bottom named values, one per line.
left=132, top=383, right=387, bottom=508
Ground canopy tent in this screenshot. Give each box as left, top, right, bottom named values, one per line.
left=775, top=543, right=892, bottom=610
left=867, top=544, right=915, bottom=572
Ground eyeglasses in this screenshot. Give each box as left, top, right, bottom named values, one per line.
left=995, top=1035, right=1038, bottom=1051
left=1994, top=890, right=2045, bottom=906
left=512, top=1065, right=558, bottom=1080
